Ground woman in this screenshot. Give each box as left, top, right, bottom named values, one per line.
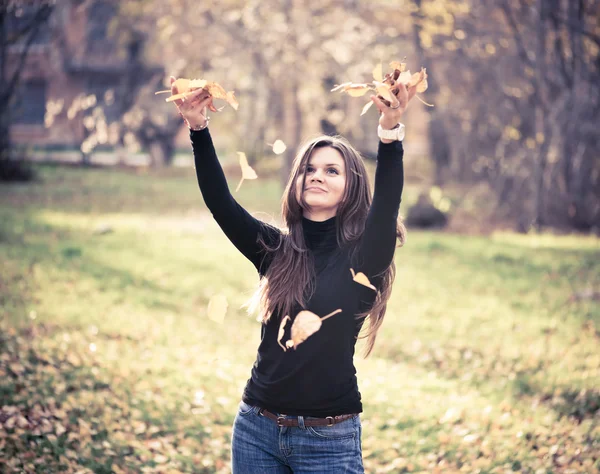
left=171, top=75, right=415, bottom=473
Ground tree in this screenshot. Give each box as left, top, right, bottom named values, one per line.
left=0, top=0, right=54, bottom=180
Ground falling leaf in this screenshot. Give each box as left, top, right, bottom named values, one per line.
left=289, top=309, right=342, bottom=348
left=350, top=268, right=377, bottom=291
left=361, top=100, right=374, bottom=116
left=372, top=62, right=383, bottom=82
left=272, top=139, right=287, bottom=155
left=235, top=152, right=258, bottom=192
left=207, top=294, right=228, bottom=323
left=277, top=316, right=291, bottom=351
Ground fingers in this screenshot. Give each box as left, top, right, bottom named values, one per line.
left=371, top=95, right=387, bottom=113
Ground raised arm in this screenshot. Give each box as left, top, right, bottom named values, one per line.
left=169, top=76, right=280, bottom=274
left=355, top=139, right=404, bottom=279
left=190, top=128, right=281, bottom=274
left=355, top=81, right=415, bottom=281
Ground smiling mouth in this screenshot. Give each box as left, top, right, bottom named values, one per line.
left=306, top=188, right=326, bottom=193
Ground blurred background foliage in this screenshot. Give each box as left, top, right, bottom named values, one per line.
left=2, top=0, right=599, bottom=232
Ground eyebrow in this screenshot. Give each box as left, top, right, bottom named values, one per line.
left=306, top=163, right=341, bottom=167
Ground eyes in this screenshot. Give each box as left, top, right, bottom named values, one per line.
left=302, top=165, right=339, bottom=175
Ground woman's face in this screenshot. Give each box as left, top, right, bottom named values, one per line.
left=295, top=146, right=346, bottom=221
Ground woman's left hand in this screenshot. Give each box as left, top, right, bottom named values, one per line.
left=370, top=83, right=418, bottom=129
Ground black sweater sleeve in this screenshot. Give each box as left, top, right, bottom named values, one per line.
left=356, top=139, right=404, bottom=279
left=190, top=128, right=281, bottom=274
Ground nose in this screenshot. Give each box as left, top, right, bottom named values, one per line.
left=311, top=169, right=324, bottom=182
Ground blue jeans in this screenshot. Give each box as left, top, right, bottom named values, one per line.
left=231, top=400, right=364, bottom=473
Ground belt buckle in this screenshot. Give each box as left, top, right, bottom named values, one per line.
left=326, top=416, right=334, bottom=427
left=277, top=416, right=286, bottom=427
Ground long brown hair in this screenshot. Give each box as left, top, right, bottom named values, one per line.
left=245, top=135, right=406, bottom=357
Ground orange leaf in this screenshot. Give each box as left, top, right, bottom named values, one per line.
left=350, top=268, right=377, bottom=291
left=289, top=309, right=342, bottom=348
left=374, top=81, right=394, bottom=103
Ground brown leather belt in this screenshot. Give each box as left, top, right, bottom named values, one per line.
left=258, top=408, right=357, bottom=427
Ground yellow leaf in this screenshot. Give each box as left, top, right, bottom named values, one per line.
left=331, top=82, right=353, bottom=92
left=398, top=70, right=412, bottom=85
left=277, top=316, right=291, bottom=351
left=372, top=62, right=383, bottom=82
left=207, top=294, right=228, bottom=323
left=161, top=78, right=239, bottom=110
left=373, top=82, right=393, bottom=103
left=345, top=85, right=371, bottom=97
left=290, top=309, right=342, bottom=348
left=360, top=100, right=374, bottom=116
left=272, top=139, right=287, bottom=155
left=389, top=60, right=407, bottom=72
left=350, top=268, right=377, bottom=291
left=235, top=152, right=258, bottom=192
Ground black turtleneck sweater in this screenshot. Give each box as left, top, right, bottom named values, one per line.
left=191, top=128, right=404, bottom=417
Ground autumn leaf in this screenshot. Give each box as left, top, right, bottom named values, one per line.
left=330, top=59, right=433, bottom=112
left=361, top=100, right=374, bottom=116
left=156, top=77, right=239, bottom=110
left=235, top=152, right=258, bottom=192
left=350, top=268, right=377, bottom=291
left=207, top=294, right=228, bottom=323
left=372, top=62, right=383, bottom=82
left=277, top=315, right=291, bottom=351
left=286, top=309, right=342, bottom=349
left=272, top=139, right=287, bottom=155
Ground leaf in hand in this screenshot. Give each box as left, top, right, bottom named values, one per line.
left=235, top=152, right=258, bottom=192
left=157, top=77, right=238, bottom=110
left=278, top=315, right=291, bottom=351
left=207, top=294, right=228, bottom=323
left=287, top=309, right=342, bottom=349
left=350, top=268, right=377, bottom=291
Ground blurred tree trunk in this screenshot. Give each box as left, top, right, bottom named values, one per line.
left=0, top=2, right=53, bottom=171
left=280, top=74, right=302, bottom=184
left=411, top=0, right=450, bottom=185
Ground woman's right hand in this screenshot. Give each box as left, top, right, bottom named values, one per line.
left=170, top=75, right=214, bottom=131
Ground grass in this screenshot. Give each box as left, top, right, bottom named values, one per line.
left=0, top=163, right=599, bottom=473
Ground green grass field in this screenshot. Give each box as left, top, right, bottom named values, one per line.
left=1, top=163, right=599, bottom=473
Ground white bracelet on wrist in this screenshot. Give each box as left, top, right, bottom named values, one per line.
left=377, top=123, right=405, bottom=141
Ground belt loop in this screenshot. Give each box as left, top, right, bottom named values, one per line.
left=298, top=415, right=305, bottom=429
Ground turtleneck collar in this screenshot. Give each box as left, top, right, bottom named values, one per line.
left=301, top=215, right=339, bottom=252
